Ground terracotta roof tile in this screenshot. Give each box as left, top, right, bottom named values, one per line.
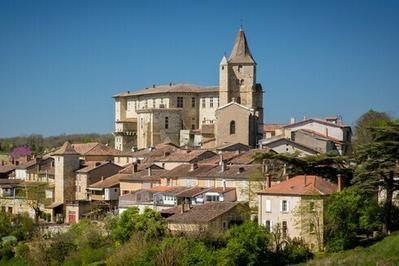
left=258, top=175, right=338, bottom=196
left=52, top=141, right=79, bottom=156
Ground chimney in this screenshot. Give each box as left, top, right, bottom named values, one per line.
left=220, top=161, right=226, bottom=172
left=190, top=163, right=198, bottom=171
left=337, top=174, right=343, bottom=192
left=325, top=128, right=329, bottom=137
left=169, top=82, right=172, bottom=86
left=266, top=174, right=272, bottom=188
left=152, top=84, right=156, bottom=88
left=133, top=163, right=138, bottom=173
left=148, top=167, right=152, bottom=176
left=290, top=117, right=296, bottom=124
left=101, top=176, right=104, bottom=182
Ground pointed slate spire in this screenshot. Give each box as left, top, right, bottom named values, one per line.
left=228, top=28, right=255, bottom=64
left=52, top=141, right=79, bottom=156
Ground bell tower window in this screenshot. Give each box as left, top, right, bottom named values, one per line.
left=230, top=120, right=236, bottom=135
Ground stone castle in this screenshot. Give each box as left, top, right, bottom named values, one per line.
left=113, top=28, right=263, bottom=151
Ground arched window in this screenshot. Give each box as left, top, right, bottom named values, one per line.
left=230, top=120, right=236, bottom=135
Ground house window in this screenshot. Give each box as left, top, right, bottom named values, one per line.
left=206, top=195, right=220, bottom=202
left=282, top=221, right=288, bottom=238
left=177, top=97, right=183, bottom=108
left=265, top=199, right=271, bottom=212
left=309, top=201, right=315, bottom=212
left=165, top=117, right=169, bottom=129
left=152, top=99, right=156, bottom=108
left=191, top=97, right=196, bottom=108
left=140, top=118, right=144, bottom=129
left=210, top=97, right=214, bottom=108
left=202, top=98, right=206, bottom=108
left=145, top=100, right=148, bottom=109
left=230, top=120, right=236, bottom=135
left=265, top=220, right=271, bottom=232
left=281, top=200, right=289, bottom=213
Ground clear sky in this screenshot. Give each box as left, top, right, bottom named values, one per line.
left=0, top=0, right=398, bottom=137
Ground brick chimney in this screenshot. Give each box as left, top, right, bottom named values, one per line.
left=266, top=174, right=272, bottom=188
left=337, top=174, right=343, bottom=192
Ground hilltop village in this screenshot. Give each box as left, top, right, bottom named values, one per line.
left=1, top=29, right=396, bottom=261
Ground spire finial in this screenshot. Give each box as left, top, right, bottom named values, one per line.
left=240, top=18, right=243, bottom=31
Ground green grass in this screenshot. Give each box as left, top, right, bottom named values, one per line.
left=301, top=232, right=399, bottom=266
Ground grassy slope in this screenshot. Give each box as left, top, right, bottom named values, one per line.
left=302, top=232, right=399, bottom=266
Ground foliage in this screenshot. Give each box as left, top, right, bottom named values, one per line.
left=0, top=133, right=114, bottom=155
left=9, top=146, right=32, bottom=159
left=111, top=207, right=168, bottom=243
left=353, top=121, right=399, bottom=233
left=0, top=213, right=35, bottom=241
left=255, top=151, right=351, bottom=183
left=217, top=221, right=272, bottom=265
left=325, top=187, right=384, bottom=251
left=277, top=238, right=313, bottom=265
left=352, top=109, right=391, bottom=150
left=302, top=231, right=399, bottom=266
left=16, top=183, right=50, bottom=223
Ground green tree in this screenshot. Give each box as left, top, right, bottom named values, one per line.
left=111, top=207, right=167, bottom=243
left=16, top=183, right=50, bottom=223
left=353, top=109, right=391, bottom=150
left=353, top=122, right=399, bottom=233
left=218, top=221, right=272, bottom=265
left=255, top=151, right=351, bottom=182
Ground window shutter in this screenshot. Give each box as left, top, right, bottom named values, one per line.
left=266, top=200, right=271, bottom=212
left=280, top=200, right=283, bottom=212
left=270, top=221, right=273, bottom=232
left=287, top=200, right=290, bottom=212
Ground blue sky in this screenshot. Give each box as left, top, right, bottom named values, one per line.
left=0, top=0, right=398, bottom=137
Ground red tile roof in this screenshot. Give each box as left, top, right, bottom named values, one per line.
left=258, top=175, right=338, bottom=196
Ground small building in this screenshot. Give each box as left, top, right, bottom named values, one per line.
left=260, top=137, right=319, bottom=156
left=166, top=202, right=246, bottom=234
left=257, top=175, right=341, bottom=251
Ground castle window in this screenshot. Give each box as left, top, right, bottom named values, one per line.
left=230, top=120, right=236, bottom=135
left=221, top=66, right=224, bottom=70
left=191, top=97, right=195, bottom=108
left=202, top=98, right=206, bottom=108
left=165, top=117, right=169, bottom=129
left=210, top=97, right=214, bottom=108
left=238, top=65, right=242, bottom=72
left=177, top=97, right=183, bottom=108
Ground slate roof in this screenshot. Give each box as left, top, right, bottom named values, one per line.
left=258, top=175, right=338, bottom=196
left=166, top=202, right=240, bottom=223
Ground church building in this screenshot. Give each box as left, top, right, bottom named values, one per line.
left=113, top=28, right=264, bottom=151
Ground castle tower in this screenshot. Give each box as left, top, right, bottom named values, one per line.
left=52, top=142, right=80, bottom=204
left=219, top=28, right=263, bottom=132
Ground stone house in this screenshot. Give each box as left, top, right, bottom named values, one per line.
left=257, top=175, right=342, bottom=251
